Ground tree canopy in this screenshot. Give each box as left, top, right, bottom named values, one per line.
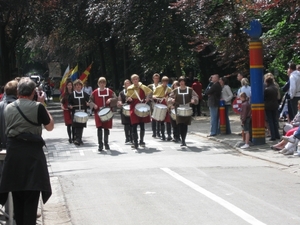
left=0, top=0, right=299, bottom=88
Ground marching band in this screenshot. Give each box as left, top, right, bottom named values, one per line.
left=64, top=74, right=200, bottom=151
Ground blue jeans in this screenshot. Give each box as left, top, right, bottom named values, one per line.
left=209, top=106, right=219, bottom=135
left=294, top=126, right=300, bottom=140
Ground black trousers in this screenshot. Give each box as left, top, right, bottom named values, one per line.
left=12, top=190, right=40, bottom=225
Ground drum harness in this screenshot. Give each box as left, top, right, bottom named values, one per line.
left=74, top=91, right=85, bottom=113
left=177, top=87, right=191, bottom=108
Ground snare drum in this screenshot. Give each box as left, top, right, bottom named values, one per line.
left=177, top=107, right=193, bottom=117
left=134, top=103, right=150, bottom=118
left=122, top=104, right=130, bottom=117
left=98, top=107, right=114, bottom=122
left=152, top=104, right=167, bottom=121
left=74, top=112, right=89, bottom=123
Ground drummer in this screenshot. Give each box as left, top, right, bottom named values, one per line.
left=126, top=74, right=152, bottom=149
left=68, top=79, right=90, bottom=145
left=170, top=80, right=181, bottom=143
left=60, top=79, right=74, bottom=143
left=153, top=76, right=172, bottom=141
left=90, top=77, right=117, bottom=152
left=148, top=73, right=161, bottom=138
left=168, top=76, right=199, bottom=147
left=117, top=79, right=132, bottom=144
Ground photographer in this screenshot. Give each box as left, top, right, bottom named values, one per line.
left=0, top=77, right=54, bottom=225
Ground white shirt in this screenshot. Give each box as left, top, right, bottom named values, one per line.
left=83, top=86, right=93, bottom=96
left=289, top=70, right=300, bottom=99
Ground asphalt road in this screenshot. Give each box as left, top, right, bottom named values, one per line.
left=42, top=105, right=300, bottom=225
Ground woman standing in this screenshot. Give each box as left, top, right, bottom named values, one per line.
left=68, top=79, right=90, bottom=145
left=264, top=74, right=280, bottom=141
left=219, top=77, right=233, bottom=134
left=168, top=76, right=198, bottom=146
left=60, top=80, right=74, bottom=143
left=117, top=79, right=132, bottom=144
left=90, top=77, right=117, bottom=152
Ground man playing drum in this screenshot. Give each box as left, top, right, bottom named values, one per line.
left=126, top=74, right=152, bottom=149
left=148, top=73, right=161, bottom=138
left=68, top=79, right=90, bottom=146
left=168, top=76, right=199, bottom=147
left=153, top=76, right=172, bottom=141
left=117, top=79, right=132, bottom=144
left=90, top=77, right=117, bottom=152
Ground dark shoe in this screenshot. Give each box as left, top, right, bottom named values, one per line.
left=270, top=146, right=281, bottom=151
left=161, top=136, right=166, bottom=141
left=125, top=139, right=131, bottom=144
left=68, top=139, right=72, bottom=144
left=98, top=147, right=103, bottom=152
left=139, top=141, right=146, bottom=147
left=74, top=140, right=80, bottom=146
left=269, top=138, right=276, bottom=141
left=207, top=134, right=216, bottom=137
left=152, top=134, right=156, bottom=138
left=80, top=140, right=84, bottom=145
left=180, top=142, right=187, bottom=147
left=105, top=143, right=110, bottom=150
left=131, top=142, right=139, bottom=149
left=167, top=136, right=172, bottom=141
left=157, top=133, right=161, bottom=138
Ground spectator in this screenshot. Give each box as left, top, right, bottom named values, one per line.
left=83, top=81, right=93, bottom=116
left=264, top=74, right=280, bottom=141
left=287, top=63, right=300, bottom=120
left=205, top=74, right=222, bottom=136
left=192, top=78, right=202, bottom=116
left=239, top=92, right=251, bottom=149
left=237, top=78, right=251, bottom=102
left=219, top=77, right=233, bottom=134
left=0, top=77, right=54, bottom=225
left=0, top=80, right=18, bottom=149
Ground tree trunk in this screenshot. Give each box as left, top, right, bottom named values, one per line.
left=99, top=42, right=106, bottom=77
left=0, top=24, right=10, bottom=84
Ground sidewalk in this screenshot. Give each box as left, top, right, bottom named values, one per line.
left=190, top=112, right=300, bottom=169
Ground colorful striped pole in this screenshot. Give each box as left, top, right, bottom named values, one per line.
left=219, top=100, right=226, bottom=134
left=247, top=21, right=265, bottom=145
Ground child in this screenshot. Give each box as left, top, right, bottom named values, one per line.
left=240, top=92, right=251, bottom=149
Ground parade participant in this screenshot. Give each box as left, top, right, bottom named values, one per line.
left=168, top=76, right=198, bottom=146
left=148, top=73, right=161, bottom=138
left=170, top=80, right=181, bottom=142
left=90, top=77, right=117, bottom=152
left=117, top=79, right=133, bottom=144
left=68, top=79, right=90, bottom=146
left=153, top=76, right=172, bottom=141
left=126, top=74, right=152, bottom=149
left=60, top=80, right=74, bottom=143
left=0, top=77, right=54, bottom=225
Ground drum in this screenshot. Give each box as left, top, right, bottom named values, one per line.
left=177, top=107, right=193, bottom=117
left=152, top=104, right=168, bottom=121
left=98, top=107, right=114, bottom=122
left=134, top=103, right=150, bottom=118
left=74, top=112, right=89, bottom=123
left=170, top=108, right=176, bottom=120
left=122, top=104, right=130, bottom=117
